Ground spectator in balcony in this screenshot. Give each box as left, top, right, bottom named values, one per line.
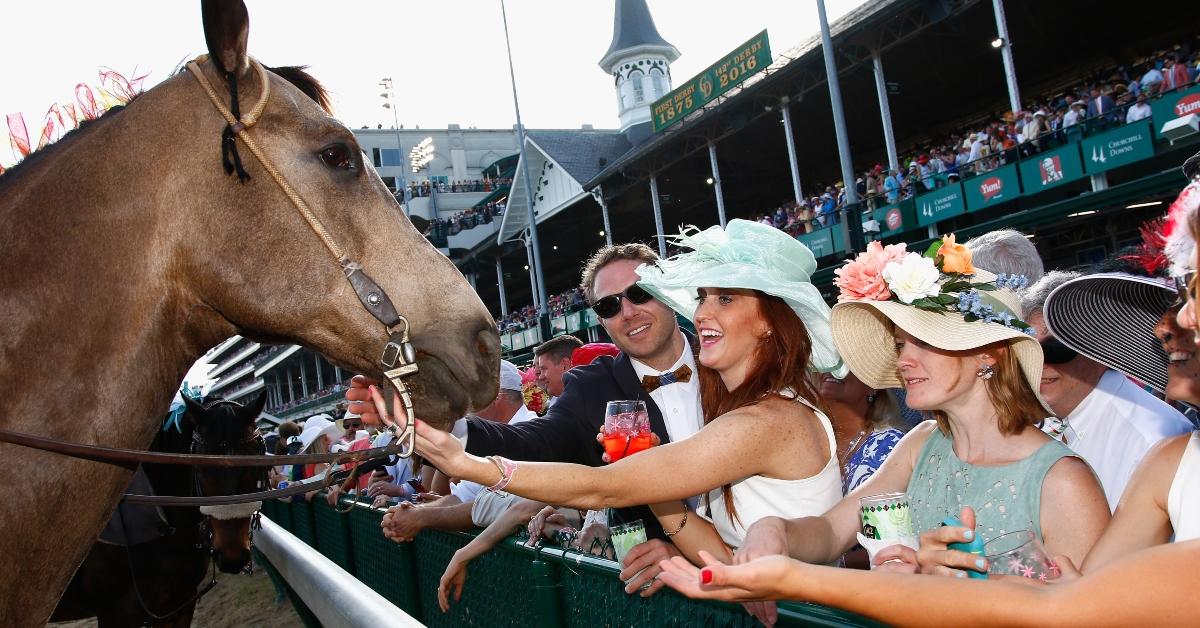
left=1141, top=62, right=1165, bottom=96
left=1063, top=99, right=1087, bottom=128
left=1127, top=93, right=1152, bottom=124
left=1165, top=55, right=1190, bottom=92
left=917, top=157, right=934, bottom=192
left=965, top=229, right=1045, bottom=286
left=1088, top=86, right=1118, bottom=127
left=1023, top=110, right=1051, bottom=155
left=534, top=335, right=584, bottom=406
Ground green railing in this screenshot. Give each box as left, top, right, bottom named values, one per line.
left=258, top=498, right=881, bottom=627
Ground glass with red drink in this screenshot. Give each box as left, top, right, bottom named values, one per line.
left=602, top=400, right=651, bottom=462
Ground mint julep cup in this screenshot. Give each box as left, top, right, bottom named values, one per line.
left=859, top=492, right=914, bottom=541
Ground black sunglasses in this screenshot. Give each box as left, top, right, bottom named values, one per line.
left=590, top=285, right=654, bottom=319
left=1040, top=337, right=1079, bottom=365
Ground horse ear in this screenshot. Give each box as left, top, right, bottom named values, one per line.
left=183, top=394, right=206, bottom=425
left=245, top=390, right=268, bottom=423
left=201, top=0, right=250, bottom=77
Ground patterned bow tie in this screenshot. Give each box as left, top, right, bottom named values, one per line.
left=642, top=365, right=692, bottom=393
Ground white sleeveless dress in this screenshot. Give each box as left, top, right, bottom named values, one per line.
left=1168, top=432, right=1200, bottom=541
left=698, top=394, right=843, bottom=549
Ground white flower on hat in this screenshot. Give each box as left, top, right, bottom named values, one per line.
left=881, top=253, right=941, bottom=304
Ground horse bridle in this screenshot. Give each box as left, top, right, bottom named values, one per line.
left=0, top=55, right=422, bottom=505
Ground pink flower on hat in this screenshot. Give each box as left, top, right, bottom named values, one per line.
left=834, top=240, right=908, bottom=302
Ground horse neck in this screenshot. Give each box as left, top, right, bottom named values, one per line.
left=0, top=75, right=234, bottom=447
left=147, top=423, right=204, bottom=526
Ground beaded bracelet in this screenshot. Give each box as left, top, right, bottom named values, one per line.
left=486, top=455, right=516, bottom=492
left=663, top=509, right=689, bottom=537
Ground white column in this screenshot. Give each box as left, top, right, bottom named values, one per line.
left=593, top=187, right=614, bottom=247
left=993, top=0, right=1021, bottom=114
left=708, top=142, right=728, bottom=227
left=314, top=354, right=324, bottom=390
left=649, top=176, right=667, bottom=258
left=872, top=51, right=900, bottom=173
left=781, top=99, right=804, bottom=203
left=496, top=258, right=509, bottom=317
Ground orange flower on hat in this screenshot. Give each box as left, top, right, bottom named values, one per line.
left=937, top=234, right=975, bottom=275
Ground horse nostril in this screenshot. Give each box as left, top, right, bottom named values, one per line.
left=476, top=327, right=499, bottom=357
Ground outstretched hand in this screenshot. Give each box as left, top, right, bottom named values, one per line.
left=345, top=375, right=381, bottom=425
left=657, top=550, right=797, bottom=603
left=366, top=385, right=482, bottom=482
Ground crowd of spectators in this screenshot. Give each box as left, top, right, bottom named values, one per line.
left=270, top=382, right=348, bottom=414
left=424, top=202, right=507, bottom=245
left=751, top=42, right=1200, bottom=235
left=497, top=287, right=586, bottom=333
left=408, top=178, right=512, bottom=198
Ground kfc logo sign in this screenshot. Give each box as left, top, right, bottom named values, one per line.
left=1175, top=94, right=1200, bottom=117
left=979, top=177, right=1004, bottom=201
left=1040, top=156, right=1064, bottom=185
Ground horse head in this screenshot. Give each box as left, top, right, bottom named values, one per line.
left=175, top=0, right=499, bottom=427
left=184, top=391, right=265, bottom=574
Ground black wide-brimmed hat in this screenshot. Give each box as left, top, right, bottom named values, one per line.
left=1043, top=273, right=1176, bottom=392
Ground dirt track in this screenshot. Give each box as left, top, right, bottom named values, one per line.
left=49, top=560, right=303, bottom=628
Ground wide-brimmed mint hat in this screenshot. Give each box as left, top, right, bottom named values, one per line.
left=634, top=219, right=847, bottom=376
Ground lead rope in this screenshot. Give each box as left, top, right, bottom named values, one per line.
left=186, top=56, right=418, bottom=456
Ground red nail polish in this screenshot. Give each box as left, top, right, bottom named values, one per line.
left=701, top=569, right=713, bottom=585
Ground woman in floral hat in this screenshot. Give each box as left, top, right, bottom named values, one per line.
left=712, top=236, right=1109, bottom=596
left=651, top=155, right=1200, bottom=628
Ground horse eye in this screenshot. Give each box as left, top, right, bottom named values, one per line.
left=319, top=145, right=352, bottom=170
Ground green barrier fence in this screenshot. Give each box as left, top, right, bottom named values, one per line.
left=260, top=498, right=882, bottom=627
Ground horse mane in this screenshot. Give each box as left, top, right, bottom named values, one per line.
left=265, top=65, right=333, bottom=115
left=0, top=102, right=132, bottom=185
left=1, top=64, right=331, bottom=186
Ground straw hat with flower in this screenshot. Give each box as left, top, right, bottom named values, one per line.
left=830, top=234, right=1051, bottom=413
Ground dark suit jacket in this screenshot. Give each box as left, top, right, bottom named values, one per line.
left=466, top=333, right=698, bottom=541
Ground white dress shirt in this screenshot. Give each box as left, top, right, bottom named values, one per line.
left=450, top=404, right=536, bottom=503
left=1047, top=370, right=1194, bottom=510
left=629, top=333, right=703, bottom=444
left=1126, top=102, right=1152, bottom=123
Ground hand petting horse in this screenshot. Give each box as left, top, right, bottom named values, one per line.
left=0, top=1, right=498, bottom=624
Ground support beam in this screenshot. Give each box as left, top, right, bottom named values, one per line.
left=314, top=354, right=323, bottom=390
left=817, top=0, right=861, bottom=253
left=649, top=176, right=667, bottom=258
left=993, top=0, right=1021, bottom=114
left=299, top=360, right=308, bottom=398
left=286, top=368, right=295, bottom=403
left=708, top=142, right=728, bottom=227
left=593, top=187, right=614, bottom=247
left=781, top=99, right=804, bottom=204
left=871, top=51, right=900, bottom=173
left=496, top=258, right=509, bottom=317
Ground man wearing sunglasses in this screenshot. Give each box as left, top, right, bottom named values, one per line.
left=454, top=242, right=700, bottom=597
left=349, top=243, right=699, bottom=596
left=1022, top=271, right=1191, bottom=510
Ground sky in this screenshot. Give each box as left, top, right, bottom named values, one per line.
left=2, top=0, right=867, bottom=168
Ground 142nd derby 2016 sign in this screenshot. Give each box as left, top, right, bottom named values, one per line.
left=651, top=30, right=771, bottom=133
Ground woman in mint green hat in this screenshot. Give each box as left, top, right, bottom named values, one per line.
left=380, top=219, right=848, bottom=581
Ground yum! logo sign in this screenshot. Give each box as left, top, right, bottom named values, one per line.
left=979, top=176, right=1004, bottom=201
left=1175, top=94, right=1200, bottom=117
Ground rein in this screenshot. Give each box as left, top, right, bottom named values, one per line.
left=0, top=56, right=423, bottom=506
